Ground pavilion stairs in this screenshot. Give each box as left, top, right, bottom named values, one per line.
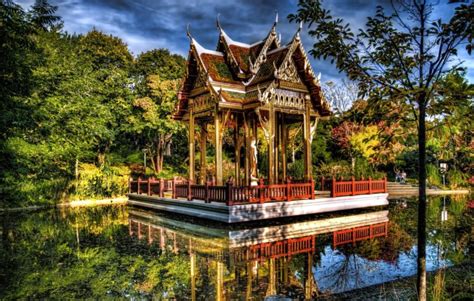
left=387, top=181, right=419, bottom=196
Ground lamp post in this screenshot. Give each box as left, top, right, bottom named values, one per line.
left=439, top=162, right=447, bottom=187
left=439, top=162, right=448, bottom=222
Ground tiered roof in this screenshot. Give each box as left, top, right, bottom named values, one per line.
left=175, top=19, right=330, bottom=119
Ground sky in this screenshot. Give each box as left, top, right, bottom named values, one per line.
left=17, top=0, right=473, bottom=84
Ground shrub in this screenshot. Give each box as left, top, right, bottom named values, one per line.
left=70, top=163, right=130, bottom=200
left=427, top=163, right=442, bottom=187
left=447, top=169, right=468, bottom=189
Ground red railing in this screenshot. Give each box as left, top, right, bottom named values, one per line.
left=128, top=177, right=186, bottom=198
left=320, top=176, right=387, bottom=197
left=333, top=222, right=388, bottom=248
left=129, top=176, right=386, bottom=204
left=129, top=177, right=315, bottom=206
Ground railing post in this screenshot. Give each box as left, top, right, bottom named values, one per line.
left=286, top=178, right=291, bottom=202
left=137, top=177, right=141, bottom=194
left=331, top=177, right=336, bottom=198
left=226, top=180, right=233, bottom=206
left=310, top=177, right=315, bottom=199
left=259, top=178, right=265, bottom=204
left=172, top=177, right=176, bottom=199
left=187, top=180, right=192, bottom=201
left=351, top=176, right=355, bottom=196
left=147, top=177, right=151, bottom=196
left=384, top=176, right=387, bottom=193
left=205, top=181, right=209, bottom=203
left=159, top=178, right=164, bottom=197
left=368, top=177, right=372, bottom=194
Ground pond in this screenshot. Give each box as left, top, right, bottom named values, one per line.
left=0, top=196, right=472, bottom=300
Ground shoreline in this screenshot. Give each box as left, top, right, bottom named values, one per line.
left=388, top=189, right=470, bottom=197
left=1, top=189, right=470, bottom=213
left=0, top=197, right=128, bottom=213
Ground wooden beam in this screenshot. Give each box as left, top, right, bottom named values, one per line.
left=215, top=110, right=223, bottom=185
left=200, top=123, right=207, bottom=184
left=189, top=99, right=195, bottom=182
left=303, top=95, right=312, bottom=180
left=234, top=114, right=241, bottom=185
left=244, top=114, right=251, bottom=186
left=267, top=106, right=275, bottom=184
left=281, top=116, right=287, bottom=181
left=274, top=112, right=280, bottom=183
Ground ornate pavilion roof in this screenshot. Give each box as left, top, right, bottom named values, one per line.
left=174, top=19, right=331, bottom=119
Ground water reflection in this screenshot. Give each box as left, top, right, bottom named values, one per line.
left=0, top=196, right=471, bottom=300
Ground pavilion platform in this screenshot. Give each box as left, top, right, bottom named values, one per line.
left=127, top=192, right=389, bottom=223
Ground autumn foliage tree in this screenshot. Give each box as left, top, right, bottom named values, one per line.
left=289, top=0, right=473, bottom=299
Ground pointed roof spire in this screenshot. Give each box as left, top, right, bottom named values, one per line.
left=290, top=21, right=303, bottom=42
left=186, top=23, right=192, bottom=40
left=274, top=10, right=279, bottom=25
left=216, top=13, right=222, bottom=30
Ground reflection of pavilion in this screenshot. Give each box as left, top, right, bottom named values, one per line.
left=128, top=210, right=388, bottom=299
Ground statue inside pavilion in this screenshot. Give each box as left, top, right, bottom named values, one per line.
left=174, top=16, right=331, bottom=186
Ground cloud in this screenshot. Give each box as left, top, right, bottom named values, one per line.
left=16, top=0, right=472, bottom=84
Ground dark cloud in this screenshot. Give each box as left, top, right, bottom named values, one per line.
left=17, top=0, right=473, bottom=83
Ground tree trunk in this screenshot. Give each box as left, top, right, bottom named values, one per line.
left=351, top=156, right=355, bottom=175
left=417, top=100, right=427, bottom=301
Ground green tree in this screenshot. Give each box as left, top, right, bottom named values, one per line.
left=28, top=0, right=62, bottom=31
left=289, top=0, right=473, bottom=299
left=129, top=49, right=186, bottom=174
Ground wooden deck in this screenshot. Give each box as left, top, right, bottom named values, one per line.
left=127, top=192, right=389, bottom=223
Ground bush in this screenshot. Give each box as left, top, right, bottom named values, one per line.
left=70, top=163, right=130, bottom=200
left=427, top=163, right=442, bottom=187
left=288, top=160, right=305, bottom=180
left=315, top=161, right=352, bottom=179
left=447, top=169, right=468, bottom=189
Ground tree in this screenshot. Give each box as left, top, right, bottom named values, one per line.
left=289, top=0, right=473, bottom=299
left=322, top=80, right=358, bottom=116
left=28, top=0, right=62, bottom=31
left=128, top=75, right=182, bottom=173
left=129, top=49, right=186, bottom=174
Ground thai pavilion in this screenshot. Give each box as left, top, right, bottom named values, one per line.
left=174, top=18, right=331, bottom=186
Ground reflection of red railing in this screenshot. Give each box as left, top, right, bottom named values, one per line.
left=130, top=177, right=315, bottom=206
left=321, top=177, right=387, bottom=197
left=233, top=235, right=317, bottom=262
left=333, top=222, right=388, bottom=248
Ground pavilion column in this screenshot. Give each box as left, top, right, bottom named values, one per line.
left=281, top=116, right=288, bottom=181
left=267, top=105, right=276, bottom=184
left=215, top=110, right=223, bottom=185
left=303, top=95, right=312, bottom=181
left=200, top=123, right=207, bottom=184
left=274, top=112, right=280, bottom=183
left=188, top=99, right=195, bottom=182
left=234, top=115, right=240, bottom=185
left=244, top=115, right=251, bottom=186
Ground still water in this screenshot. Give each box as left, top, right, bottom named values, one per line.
left=0, top=196, right=472, bottom=300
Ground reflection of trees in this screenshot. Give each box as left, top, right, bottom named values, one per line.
left=0, top=207, right=191, bottom=299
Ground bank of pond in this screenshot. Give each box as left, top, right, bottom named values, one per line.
left=0, top=195, right=472, bottom=299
